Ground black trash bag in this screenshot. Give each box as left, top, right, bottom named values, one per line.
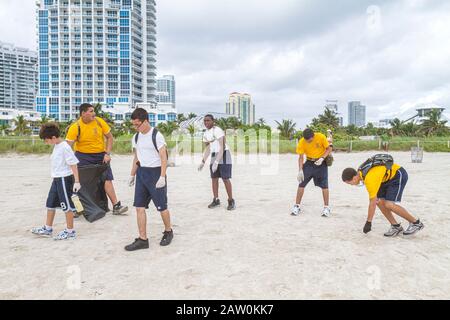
left=78, top=164, right=110, bottom=223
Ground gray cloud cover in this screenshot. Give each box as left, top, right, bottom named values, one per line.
left=1, top=0, right=449, bottom=127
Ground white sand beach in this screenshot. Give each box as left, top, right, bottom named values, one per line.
left=0, top=151, right=449, bottom=300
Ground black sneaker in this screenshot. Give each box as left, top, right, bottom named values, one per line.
left=160, top=230, right=173, bottom=246
left=227, top=199, right=236, bottom=211
left=125, top=238, right=149, bottom=251
left=113, top=201, right=128, bottom=215
left=208, top=198, right=221, bottom=209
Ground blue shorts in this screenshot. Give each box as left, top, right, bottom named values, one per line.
left=75, top=151, right=114, bottom=181
left=299, top=160, right=329, bottom=189
left=133, top=167, right=168, bottom=212
left=378, top=167, right=408, bottom=202
left=46, top=175, right=76, bottom=213
left=210, top=150, right=232, bottom=180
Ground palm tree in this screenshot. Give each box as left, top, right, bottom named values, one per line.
left=13, top=115, right=31, bottom=136
left=0, top=123, right=10, bottom=136
left=187, top=112, right=197, bottom=120
left=157, top=121, right=179, bottom=137
left=177, top=113, right=187, bottom=124
left=121, top=119, right=134, bottom=135
left=256, top=118, right=266, bottom=126
left=389, top=118, right=404, bottom=136
left=216, top=118, right=229, bottom=130
left=275, top=119, right=297, bottom=140
left=318, top=108, right=340, bottom=129
left=421, top=109, right=448, bottom=137
left=227, top=117, right=242, bottom=130
left=187, top=124, right=196, bottom=137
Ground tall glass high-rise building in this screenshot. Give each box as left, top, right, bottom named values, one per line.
left=36, top=0, right=157, bottom=121
left=156, top=75, right=175, bottom=105
left=0, top=42, right=38, bottom=110
left=226, top=92, right=256, bottom=125
left=348, top=101, right=366, bottom=127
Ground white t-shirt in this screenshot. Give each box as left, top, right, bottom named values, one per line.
left=51, top=141, right=79, bottom=178
left=132, top=128, right=167, bottom=168
left=202, top=126, right=229, bottom=154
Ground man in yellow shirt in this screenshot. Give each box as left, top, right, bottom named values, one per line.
left=66, top=103, right=128, bottom=215
left=291, top=128, right=332, bottom=217
left=342, top=156, right=424, bottom=237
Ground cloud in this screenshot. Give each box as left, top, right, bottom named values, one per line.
left=1, top=0, right=449, bottom=127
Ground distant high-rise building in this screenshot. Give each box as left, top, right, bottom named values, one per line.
left=0, top=42, right=38, bottom=110
left=156, top=75, right=175, bottom=105
left=225, top=92, right=255, bottom=125
left=348, top=101, right=366, bottom=127
left=35, top=0, right=157, bottom=121
left=324, top=99, right=343, bottom=126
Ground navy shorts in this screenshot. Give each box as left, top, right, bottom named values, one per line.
left=210, top=150, right=232, bottom=180
left=299, top=160, right=329, bottom=189
left=46, top=175, right=76, bottom=213
left=75, top=151, right=114, bottom=181
left=378, top=167, right=408, bottom=202
left=133, top=167, right=168, bottom=212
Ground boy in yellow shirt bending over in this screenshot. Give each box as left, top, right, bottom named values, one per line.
left=342, top=154, right=424, bottom=237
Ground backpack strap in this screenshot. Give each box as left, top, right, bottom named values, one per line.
left=76, top=118, right=103, bottom=142
left=134, top=132, right=139, bottom=144
left=152, top=128, right=159, bottom=152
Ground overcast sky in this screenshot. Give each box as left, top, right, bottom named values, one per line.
left=1, top=0, right=450, bottom=127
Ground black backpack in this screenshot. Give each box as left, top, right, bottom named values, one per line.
left=134, top=128, right=169, bottom=161
left=358, top=154, right=394, bottom=181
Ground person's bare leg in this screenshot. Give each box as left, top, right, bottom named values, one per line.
left=384, top=201, right=417, bottom=223
left=46, top=209, right=56, bottom=227
left=65, top=211, right=74, bottom=230
left=223, top=179, right=233, bottom=200
left=322, top=188, right=329, bottom=206
left=160, top=209, right=172, bottom=232
left=377, top=200, right=399, bottom=225
left=104, top=180, right=118, bottom=205
left=136, top=207, right=147, bottom=240
left=212, top=178, right=219, bottom=199
left=295, top=187, right=305, bottom=205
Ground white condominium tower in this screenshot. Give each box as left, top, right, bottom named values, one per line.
left=225, top=92, right=256, bottom=125
left=0, top=42, right=38, bottom=110
left=36, top=0, right=157, bottom=121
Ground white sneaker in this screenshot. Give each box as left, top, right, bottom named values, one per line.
left=291, top=204, right=302, bottom=216
left=321, top=207, right=331, bottom=217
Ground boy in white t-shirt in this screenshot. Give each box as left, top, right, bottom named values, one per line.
left=198, top=114, right=235, bottom=210
left=31, top=123, right=81, bottom=240
left=125, top=108, right=174, bottom=252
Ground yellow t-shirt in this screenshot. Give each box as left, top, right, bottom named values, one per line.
left=66, top=117, right=111, bottom=153
left=361, top=164, right=401, bottom=199
left=296, top=132, right=330, bottom=159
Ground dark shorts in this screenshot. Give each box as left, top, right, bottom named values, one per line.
left=75, top=151, right=114, bottom=181
left=210, top=150, right=232, bottom=180
left=299, top=160, right=329, bottom=189
left=133, top=167, right=168, bottom=212
left=46, top=175, right=76, bottom=213
left=378, top=167, right=408, bottom=202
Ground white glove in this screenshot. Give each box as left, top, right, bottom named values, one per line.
left=156, top=176, right=166, bottom=189
left=315, top=158, right=324, bottom=166
left=128, top=176, right=135, bottom=187
left=212, top=160, right=219, bottom=173
left=73, top=182, right=81, bottom=193
left=297, top=171, right=304, bottom=183
left=198, top=162, right=205, bottom=171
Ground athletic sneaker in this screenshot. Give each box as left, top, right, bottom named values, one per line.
left=113, top=201, right=128, bottom=215
left=125, top=238, right=149, bottom=251
left=54, top=229, right=76, bottom=241
left=321, top=207, right=331, bottom=217
left=227, top=199, right=236, bottom=211
left=384, top=224, right=404, bottom=237
left=403, top=221, right=424, bottom=236
left=31, top=226, right=53, bottom=237
left=208, top=198, right=221, bottom=209
left=291, top=204, right=302, bottom=216
left=160, top=230, right=174, bottom=246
